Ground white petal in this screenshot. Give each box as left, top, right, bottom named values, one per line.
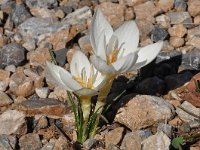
left=96, top=33, right=107, bottom=60
left=45, top=61, right=72, bottom=90
left=111, top=53, right=138, bottom=73
left=70, top=50, right=91, bottom=79
left=90, top=8, right=113, bottom=57
left=92, top=70, right=107, bottom=91
left=59, top=68, right=82, bottom=91
left=75, top=88, right=98, bottom=96
left=135, top=41, right=163, bottom=68
left=114, top=21, right=139, bottom=57
left=90, top=55, right=116, bottom=74
left=106, top=35, right=118, bottom=56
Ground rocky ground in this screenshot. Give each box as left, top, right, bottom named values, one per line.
left=0, top=0, right=200, bottom=150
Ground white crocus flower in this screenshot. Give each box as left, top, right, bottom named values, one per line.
left=46, top=50, right=106, bottom=96
left=90, top=8, right=163, bottom=75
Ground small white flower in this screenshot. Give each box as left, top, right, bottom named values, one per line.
left=46, top=50, right=106, bottom=96
left=90, top=8, right=163, bottom=74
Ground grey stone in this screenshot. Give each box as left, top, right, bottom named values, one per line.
left=0, top=110, right=26, bottom=135
left=17, top=17, right=70, bottom=45
left=0, top=135, right=16, bottom=150
left=136, top=76, right=166, bottom=95
left=25, top=0, right=58, bottom=8
left=165, top=71, right=193, bottom=90
left=174, top=0, right=187, bottom=11
left=138, top=129, right=152, bottom=141
left=167, top=12, right=192, bottom=25
left=141, top=131, right=171, bottom=150
left=35, top=87, right=49, bottom=98
left=54, top=48, right=68, bottom=66
left=0, top=0, right=15, bottom=14
left=83, top=139, right=98, bottom=150
left=176, top=101, right=200, bottom=124
left=11, top=4, right=31, bottom=26
left=41, top=142, right=54, bottom=150
left=0, top=43, right=26, bottom=68
left=151, top=27, right=169, bottom=42
left=19, top=133, right=42, bottom=150
left=157, top=123, right=172, bottom=137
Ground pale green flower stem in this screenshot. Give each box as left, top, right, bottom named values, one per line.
left=77, top=95, right=92, bottom=143
left=89, top=75, right=115, bottom=138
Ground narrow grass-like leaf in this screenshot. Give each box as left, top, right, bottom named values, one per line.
left=48, top=48, right=57, bottom=65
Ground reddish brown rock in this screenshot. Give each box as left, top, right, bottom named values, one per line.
left=194, top=15, right=200, bottom=24
left=78, top=35, right=92, bottom=55
left=169, top=36, right=184, bottom=48
left=17, top=98, right=66, bottom=118
left=188, top=0, right=200, bottom=17
left=182, top=73, right=200, bottom=107
left=105, top=127, right=124, bottom=148
left=157, top=0, right=174, bottom=12
left=99, top=2, right=125, bottom=28
left=134, top=1, right=160, bottom=21
left=187, top=37, right=200, bottom=49
left=0, top=91, right=13, bottom=107
left=115, top=95, right=175, bottom=131
left=168, top=24, right=187, bottom=38
left=124, top=7, right=135, bottom=21
left=156, top=14, right=170, bottom=28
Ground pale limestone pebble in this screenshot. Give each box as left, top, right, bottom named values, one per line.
left=156, top=14, right=171, bottom=28
left=169, top=36, right=185, bottom=48
left=194, top=15, right=200, bottom=24
left=134, top=1, right=161, bottom=21
left=105, top=127, right=124, bottom=148
left=141, top=131, right=171, bottom=150
left=115, top=95, right=175, bottom=131
left=0, top=109, right=26, bottom=135
left=157, top=0, right=174, bottom=12
left=168, top=24, right=187, bottom=38
left=187, top=0, right=200, bottom=17
left=124, top=7, right=135, bottom=21
left=99, top=2, right=125, bottom=28
left=0, top=91, right=13, bottom=107
left=35, top=87, right=49, bottom=98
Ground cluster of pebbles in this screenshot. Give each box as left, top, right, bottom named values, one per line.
left=0, top=0, right=200, bottom=149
